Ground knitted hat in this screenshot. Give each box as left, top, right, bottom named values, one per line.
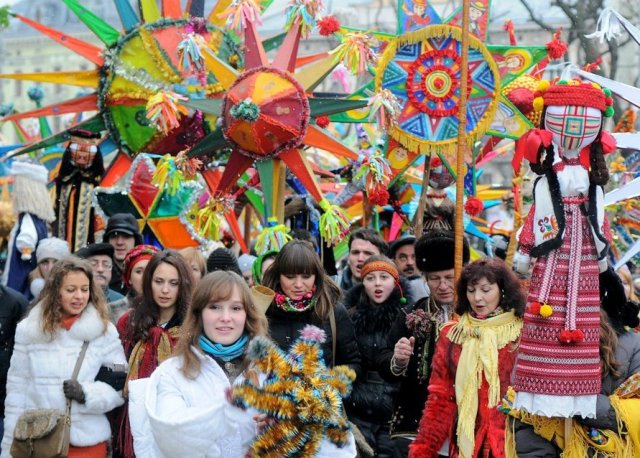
left=207, top=247, right=242, bottom=276
left=389, top=236, right=416, bottom=259
left=36, top=238, right=70, bottom=263
left=415, top=230, right=469, bottom=273
left=533, top=79, right=615, bottom=118
left=103, top=213, right=143, bottom=245
left=360, top=256, right=406, bottom=304
left=238, top=254, right=257, bottom=275
left=123, top=244, right=159, bottom=288
left=252, top=250, right=279, bottom=285
left=75, top=243, right=114, bottom=260
left=11, top=160, right=49, bottom=184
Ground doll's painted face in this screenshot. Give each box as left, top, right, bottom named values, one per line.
left=544, top=105, right=602, bottom=152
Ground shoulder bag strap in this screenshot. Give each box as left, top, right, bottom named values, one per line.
left=329, top=309, right=336, bottom=368
left=67, top=341, right=89, bottom=414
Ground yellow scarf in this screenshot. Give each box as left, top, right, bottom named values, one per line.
left=448, top=311, right=522, bottom=458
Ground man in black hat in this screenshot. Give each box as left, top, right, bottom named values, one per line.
left=76, top=243, right=127, bottom=321
left=389, top=236, right=429, bottom=300
left=102, top=213, right=143, bottom=295
left=376, top=230, right=470, bottom=457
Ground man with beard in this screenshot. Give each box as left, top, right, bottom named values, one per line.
left=389, top=236, right=428, bottom=300
left=76, top=243, right=127, bottom=321
left=339, top=228, right=388, bottom=293
left=377, top=230, right=469, bottom=457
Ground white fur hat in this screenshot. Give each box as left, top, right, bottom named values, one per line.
left=36, top=237, right=70, bottom=262
left=11, top=160, right=49, bottom=184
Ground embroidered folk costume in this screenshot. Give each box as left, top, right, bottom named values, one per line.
left=54, top=129, right=105, bottom=252
left=512, top=80, right=615, bottom=418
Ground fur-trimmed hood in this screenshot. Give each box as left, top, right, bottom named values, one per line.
left=19, top=302, right=108, bottom=344
left=345, top=277, right=412, bottom=334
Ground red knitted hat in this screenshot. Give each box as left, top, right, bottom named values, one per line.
left=533, top=79, right=614, bottom=117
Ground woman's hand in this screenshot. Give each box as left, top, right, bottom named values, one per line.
left=253, top=414, right=277, bottom=432
left=63, top=379, right=86, bottom=404
left=393, top=336, right=415, bottom=367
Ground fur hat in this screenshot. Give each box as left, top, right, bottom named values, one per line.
left=600, top=267, right=640, bottom=335
left=207, top=247, right=242, bottom=276
left=11, top=161, right=49, bottom=184
left=102, top=213, right=143, bottom=245
left=36, top=238, right=70, bottom=263
left=415, top=230, right=469, bottom=273
left=75, top=243, right=114, bottom=260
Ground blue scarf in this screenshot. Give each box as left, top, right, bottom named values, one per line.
left=198, top=333, right=248, bottom=362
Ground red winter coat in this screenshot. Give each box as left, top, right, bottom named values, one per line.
left=409, top=322, right=518, bottom=458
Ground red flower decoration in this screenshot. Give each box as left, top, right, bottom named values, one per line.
left=528, top=302, right=541, bottom=315
left=368, top=187, right=390, bottom=206
left=315, top=115, right=330, bottom=128
left=545, top=30, right=567, bottom=60
left=318, top=16, right=341, bottom=36
left=464, top=196, right=484, bottom=216
left=430, top=156, right=442, bottom=168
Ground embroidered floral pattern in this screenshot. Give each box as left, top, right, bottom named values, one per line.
left=274, top=286, right=318, bottom=313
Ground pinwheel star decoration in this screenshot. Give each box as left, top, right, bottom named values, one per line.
left=230, top=325, right=356, bottom=458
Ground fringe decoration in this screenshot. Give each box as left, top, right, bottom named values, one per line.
left=146, top=91, right=189, bottom=133
left=285, top=0, right=323, bottom=38
left=230, top=327, right=356, bottom=458
left=375, top=25, right=501, bottom=156
left=218, top=0, right=263, bottom=34
left=174, top=150, right=203, bottom=179
left=330, top=31, right=377, bottom=75
left=151, top=154, right=183, bottom=195
left=353, top=151, right=392, bottom=206
left=318, top=198, right=350, bottom=246
left=254, top=217, right=292, bottom=255
left=196, top=196, right=233, bottom=241
left=367, top=89, right=401, bottom=129
left=177, top=33, right=207, bottom=72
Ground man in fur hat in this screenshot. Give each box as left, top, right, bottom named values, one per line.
left=1, top=161, right=55, bottom=298
left=376, top=230, right=469, bottom=457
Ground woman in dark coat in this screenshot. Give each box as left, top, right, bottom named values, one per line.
left=262, top=240, right=361, bottom=376
left=343, top=255, right=412, bottom=457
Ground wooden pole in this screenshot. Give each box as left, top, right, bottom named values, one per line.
left=413, top=155, right=432, bottom=237
left=454, top=0, right=471, bottom=283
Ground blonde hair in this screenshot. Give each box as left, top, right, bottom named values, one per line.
left=178, top=247, right=206, bottom=279
left=39, top=256, right=110, bottom=339
left=618, top=267, right=639, bottom=302
left=176, top=271, right=268, bottom=379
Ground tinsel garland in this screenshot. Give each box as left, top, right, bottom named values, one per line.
left=330, top=31, right=377, bottom=75
left=285, top=0, right=324, bottom=38
left=318, top=199, right=350, bottom=246
left=255, top=217, right=292, bottom=255
left=139, top=27, right=182, bottom=84
left=219, top=0, right=263, bottom=33
left=146, top=91, right=189, bottom=133
left=230, top=325, right=355, bottom=458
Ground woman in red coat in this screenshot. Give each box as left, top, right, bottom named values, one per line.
left=409, top=258, right=526, bottom=458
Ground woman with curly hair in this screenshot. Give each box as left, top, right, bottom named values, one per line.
left=114, top=250, right=193, bottom=457
left=409, top=258, right=526, bottom=458
left=1, top=257, right=126, bottom=458
left=262, top=240, right=361, bottom=375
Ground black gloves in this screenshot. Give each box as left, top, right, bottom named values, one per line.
left=63, top=380, right=86, bottom=404
left=95, top=366, right=127, bottom=391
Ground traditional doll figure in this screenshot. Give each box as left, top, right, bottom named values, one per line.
left=1, top=161, right=55, bottom=298
left=512, top=79, right=616, bottom=419
left=422, top=156, right=455, bottom=233
left=54, top=128, right=105, bottom=253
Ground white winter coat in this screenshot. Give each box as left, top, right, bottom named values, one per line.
left=129, top=348, right=357, bottom=458
left=1, top=302, right=127, bottom=456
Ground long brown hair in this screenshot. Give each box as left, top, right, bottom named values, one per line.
left=128, top=250, right=193, bottom=342
left=600, top=309, right=620, bottom=379
left=262, top=240, right=340, bottom=321
left=176, top=271, right=268, bottom=378
left=40, top=256, right=110, bottom=339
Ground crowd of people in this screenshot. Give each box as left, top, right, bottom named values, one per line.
left=0, top=212, right=638, bottom=458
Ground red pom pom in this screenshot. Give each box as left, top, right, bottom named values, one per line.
left=318, top=16, right=341, bottom=36
left=605, top=97, right=613, bottom=106
left=368, top=187, right=390, bottom=206
left=430, top=156, right=442, bottom=168
left=528, top=302, right=541, bottom=315
left=559, top=329, right=573, bottom=344
left=571, top=329, right=584, bottom=343
left=464, top=197, right=484, bottom=217
left=315, top=115, right=330, bottom=128
left=546, top=30, right=567, bottom=60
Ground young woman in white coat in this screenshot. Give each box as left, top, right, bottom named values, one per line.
left=1, top=256, right=127, bottom=458
left=128, top=270, right=269, bottom=457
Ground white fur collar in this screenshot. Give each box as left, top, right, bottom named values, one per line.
left=22, top=302, right=107, bottom=343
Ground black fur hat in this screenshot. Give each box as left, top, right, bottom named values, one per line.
left=415, top=230, right=469, bottom=273
left=600, top=267, right=640, bottom=335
